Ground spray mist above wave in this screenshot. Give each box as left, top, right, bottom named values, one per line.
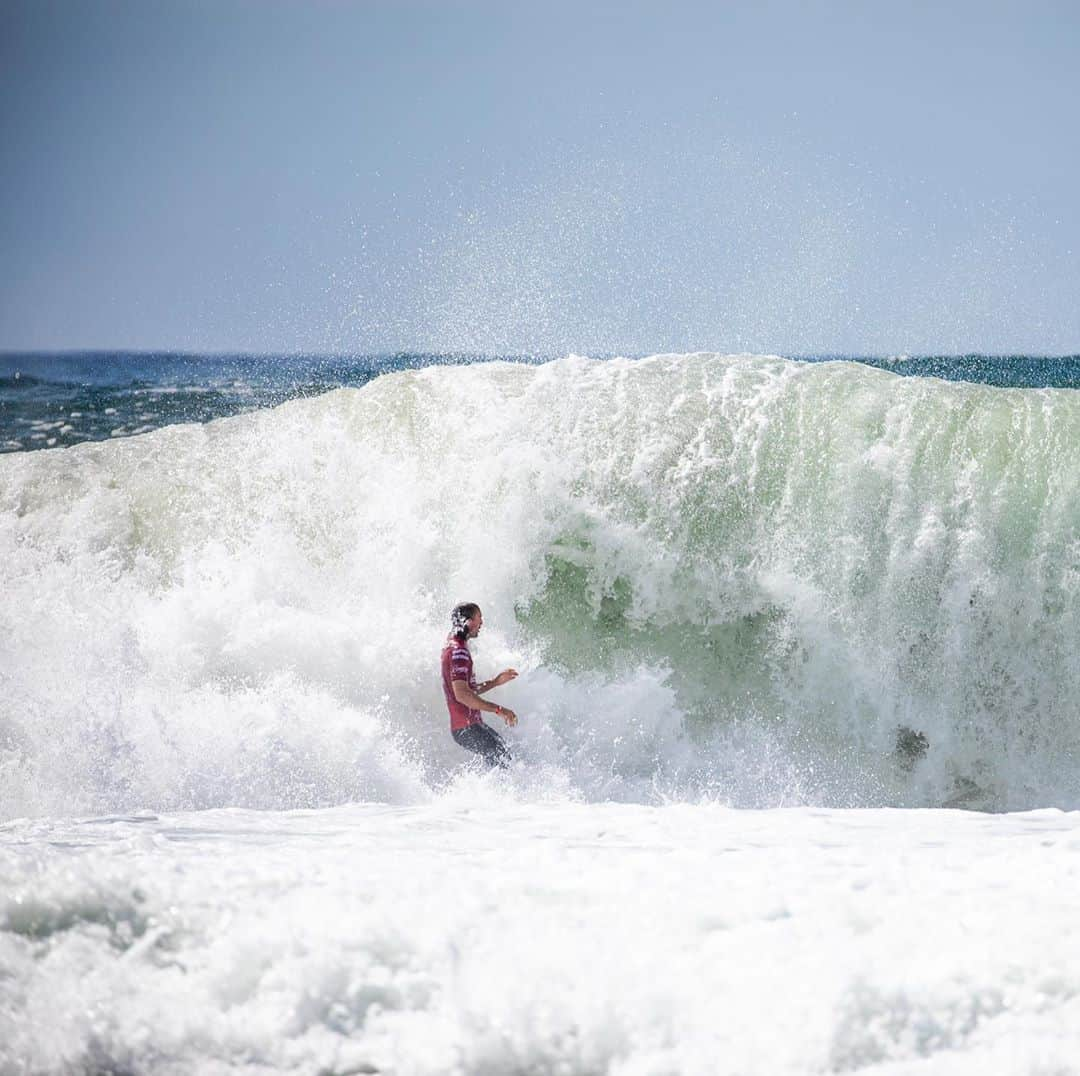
left=1, top=352, right=1078, bottom=817
left=353, top=123, right=1080, bottom=358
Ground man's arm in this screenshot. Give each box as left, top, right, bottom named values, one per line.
left=476, top=668, right=518, bottom=694
left=452, top=679, right=517, bottom=726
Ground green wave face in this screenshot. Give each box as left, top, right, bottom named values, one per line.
left=507, top=356, right=1080, bottom=808
left=2, top=354, right=1078, bottom=813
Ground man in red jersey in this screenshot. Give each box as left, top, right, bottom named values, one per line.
left=441, top=602, right=518, bottom=767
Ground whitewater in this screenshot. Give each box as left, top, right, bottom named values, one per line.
left=3, top=352, right=1080, bottom=1073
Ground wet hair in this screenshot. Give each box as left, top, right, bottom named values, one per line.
left=450, top=602, right=480, bottom=639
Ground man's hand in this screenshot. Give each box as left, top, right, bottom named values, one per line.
left=493, top=668, right=518, bottom=687
left=498, top=706, right=518, bottom=727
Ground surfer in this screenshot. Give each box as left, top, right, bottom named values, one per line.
left=441, top=602, right=518, bottom=767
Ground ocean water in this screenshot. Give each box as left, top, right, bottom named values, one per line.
left=0, top=352, right=523, bottom=454
left=2, top=351, right=1079, bottom=1072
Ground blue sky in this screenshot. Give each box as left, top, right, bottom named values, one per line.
left=2, top=0, right=1078, bottom=355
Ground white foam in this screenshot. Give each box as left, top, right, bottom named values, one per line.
left=2, top=802, right=1079, bottom=1073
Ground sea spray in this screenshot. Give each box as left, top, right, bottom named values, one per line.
left=1, top=353, right=1078, bottom=816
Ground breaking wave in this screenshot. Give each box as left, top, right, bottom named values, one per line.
left=2, top=353, right=1078, bottom=815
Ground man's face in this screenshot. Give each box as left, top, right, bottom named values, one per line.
left=467, top=609, right=483, bottom=637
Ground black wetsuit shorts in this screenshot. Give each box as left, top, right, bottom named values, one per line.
left=452, top=722, right=512, bottom=768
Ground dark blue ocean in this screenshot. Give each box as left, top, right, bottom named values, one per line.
left=2, top=351, right=1078, bottom=453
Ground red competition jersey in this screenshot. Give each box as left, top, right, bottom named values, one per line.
left=441, top=636, right=481, bottom=731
